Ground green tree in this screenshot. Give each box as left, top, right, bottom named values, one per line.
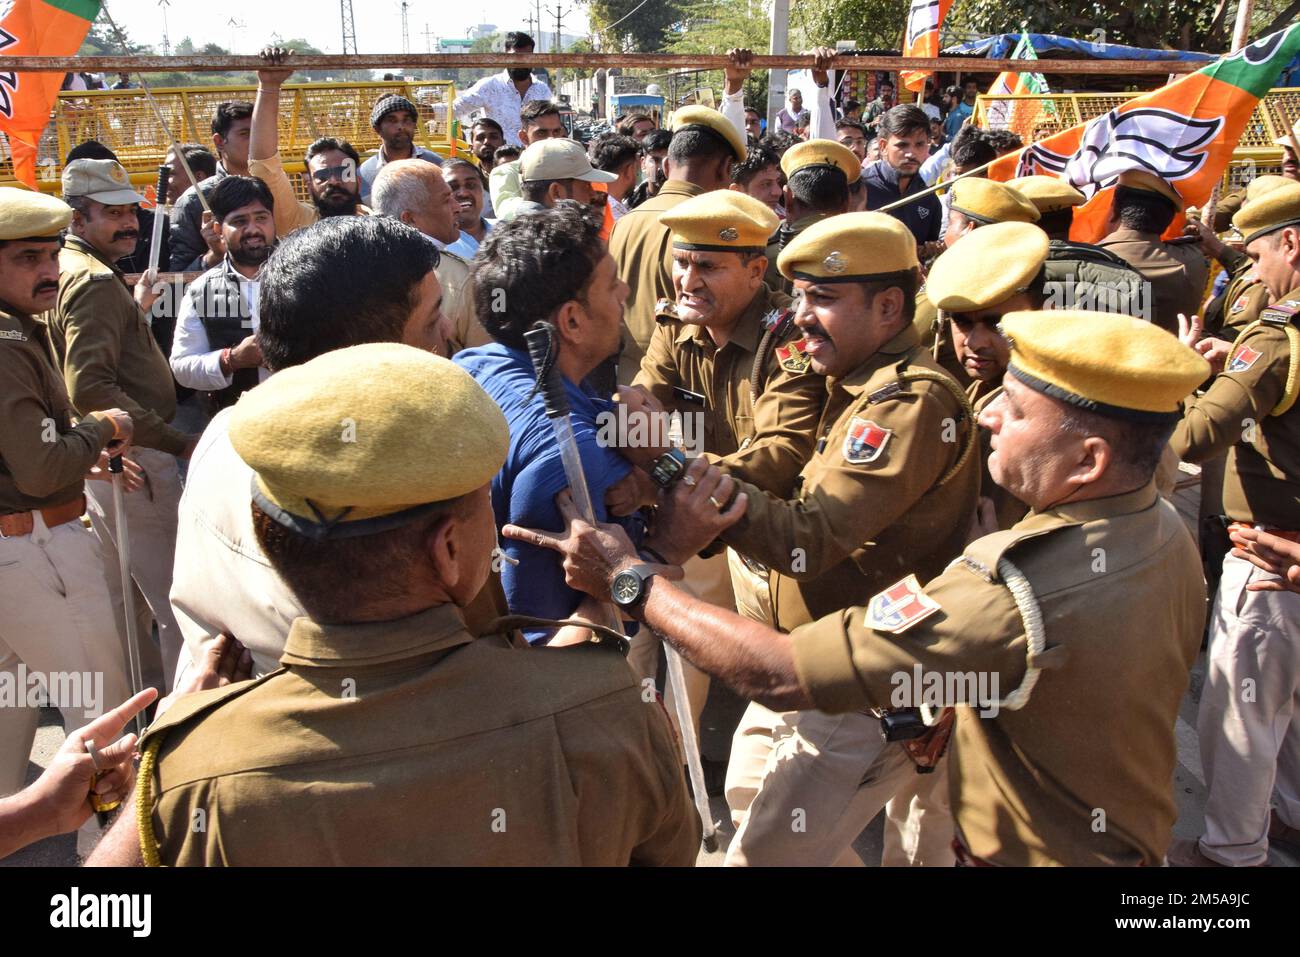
left=665, top=0, right=773, bottom=109
left=789, top=0, right=910, bottom=52
left=585, top=0, right=686, bottom=52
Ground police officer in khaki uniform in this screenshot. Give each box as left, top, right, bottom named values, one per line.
left=513, top=309, right=1210, bottom=866
left=627, top=190, right=825, bottom=736
left=1098, top=170, right=1210, bottom=333
left=89, top=343, right=700, bottom=866
left=1169, top=181, right=1300, bottom=867
left=0, top=189, right=135, bottom=795
left=762, top=139, right=859, bottom=292
left=49, top=159, right=199, bottom=688
left=707, top=213, right=981, bottom=866
left=609, top=106, right=748, bottom=386
left=927, top=221, right=1051, bottom=531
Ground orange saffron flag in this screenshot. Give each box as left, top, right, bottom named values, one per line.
left=989, top=24, right=1300, bottom=243
left=900, top=0, right=955, bottom=94
left=0, top=0, right=103, bottom=188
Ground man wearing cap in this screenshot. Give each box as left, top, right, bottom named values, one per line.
left=89, top=342, right=702, bottom=866
left=359, top=93, right=444, bottom=206
left=487, top=100, right=568, bottom=223
left=1097, top=171, right=1210, bottom=332
left=1009, top=175, right=1144, bottom=307
left=609, top=106, right=749, bottom=387
left=0, top=188, right=135, bottom=796
left=761, top=139, right=858, bottom=293
left=686, top=212, right=980, bottom=866
left=1168, top=180, right=1300, bottom=868
left=516, top=138, right=618, bottom=214
left=626, top=190, right=827, bottom=737
left=51, top=159, right=199, bottom=688
left=510, top=310, right=1210, bottom=866
left=928, top=221, right=1051, bottom=531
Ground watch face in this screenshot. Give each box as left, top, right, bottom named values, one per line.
left=612, top=571, right=641, bottom=606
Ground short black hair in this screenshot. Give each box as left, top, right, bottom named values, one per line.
left=520, top=100, right=561, bottom=127
left=209, top=175, right=274, bottom=222
left=760, top=131, right=799, bottom=156
left=1057, top=406, right=1176, bottom=485
left=304, top=136, right=361, bottom=170
left=1114, top=185, right=1177, bottom=234
left=471, top=116, right=504, bottom=137
left=744, top=106, right=762, bottom=118
left=616, top=112, right=654, bottom=136
left=1037, top=207, right=1074, bottom=240
left=788, top=166, right=849, bottom=213
left=983, top=129, right=1023, bottom=155
left=211, top=101, right=254, bottom=139
left=835, top=119, right=867, bottom=138
left=494, top=145, right=522, bottom=163
left=640, top=129, right=672, bottom=154
left=66, top=140, right=117, bottom=164
left=257, top=216, right=438, bottom=372
left=950, top=127, right=996, bottom=170
left=878, top=105, right=930, bottom=141
left=472, top=202, right=604, bottom=350
left=879, top=80, right=895, bottom=91
left=668, top=126, right=734, bottom=166
left=505, top=31, right=535, bottom=50
left=732, top=145, right=781, bottom=187
left=588, top=133, right=640, bottom=173
left=860, top=268, right=920, bottom=326
left=443, top=157, right=488, bottom=189
left=844, top=99, right=861, bottom=113
left=175, top=143, right=217, bottom=180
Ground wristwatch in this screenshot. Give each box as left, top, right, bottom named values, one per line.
left=649, top=448, right=687, bottom=488
left=610, top=563, right=658, bottom=612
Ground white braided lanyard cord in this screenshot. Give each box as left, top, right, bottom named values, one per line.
left=989, top=556, right=1047, bottom=712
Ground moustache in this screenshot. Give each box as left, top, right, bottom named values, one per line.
left=113, top=231, right=139, bottom=242
left=32, top=282, right=58, bottom=296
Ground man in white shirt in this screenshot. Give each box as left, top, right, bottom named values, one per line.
left=452, top=32, right=554, bottom=147
left=169, top=175, right=274, bottom=409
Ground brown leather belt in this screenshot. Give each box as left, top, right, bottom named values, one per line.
left=0, top=495, right=86, bottom=538
left=1228, top=521, right=1300, bottom=544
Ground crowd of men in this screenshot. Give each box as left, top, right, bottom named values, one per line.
left=1, top=39, right=1300, bottom=870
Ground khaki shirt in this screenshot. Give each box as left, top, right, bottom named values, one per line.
left=635, top=285, right=822, bottom=494
left=0, top=307, right=113, bottom=513
left=1171, top=287, right=1300, bottom=528
left=720, top=324, right=980, bottom=630
left=791, top=482, right=1204, bottom=865
left=48, top=236, right=186, bottom=454
left=1206, top=254, right=1270, bottom=340
left=1097, top=228, right=1210, bottom=333
left=436, top=246, right=492, bottom=355
left=248, top=153, right=371, bottom=240
left=608, top=180, right=707, bottom=384
left=141, top=603, right=699, bottom=866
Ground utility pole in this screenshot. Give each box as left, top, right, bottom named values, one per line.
left=546, top=4, right=570, bottom=90
left=423, top=23, right=435, bottom=54
left=158, top=0, right=171, bottom=57
left=767, top=0, right=788, bottom=130
left=400, top=1, right=410, bottom=54
left=340, top=0, right=358, bottom=56
left=227, top=18, right=245, bottom=55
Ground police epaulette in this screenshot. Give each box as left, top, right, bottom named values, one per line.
left=90, top=273, right=114, bottom=281
left=653, top=297, right=678, bottom=323
left=868, top=381, right=904, bottom=403
left=1260, top=301, right=1300, bottom=325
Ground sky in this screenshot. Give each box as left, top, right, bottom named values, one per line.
left=111, top=0, right=592, bottom=57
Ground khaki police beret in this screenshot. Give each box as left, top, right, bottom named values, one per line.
left=0, top=187, right=72, bottom=241
left=777, top=211, right=919, bottom=282
left=660, top=190, right=779, bottom=254
left=928, top=222, right=1050, bottom=313
left=230, top=343, right=510, bottom=539
left=1006, top=175, right=1085, bottom=213
left=670, top=105, right=747, bottom=163
left=1245, top=174, right=1296, bottom=203
left=61, top=158, right=146, bottom=206
left=1232, top=180, right=1300, bottom=246
left=780, top=138, right=862, bottom=185
left=948, top=178, right=1040, bottom=225
left=1000, top=310, right=1209, bottom=421
left=1115, top=170, right=1183, bottom=212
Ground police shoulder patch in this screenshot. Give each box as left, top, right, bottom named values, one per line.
left=842, top=416, right=891, bottom=464
left=1229, top=293, right=1250, bottom=315
left=865, top=574, right=941, bottom=634
left=775, top=337, right=812, bottom=373
left=1227, top=344, right=1262, bottom=373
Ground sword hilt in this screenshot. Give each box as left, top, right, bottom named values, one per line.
left=524, top=323, right=570, bottom=419
left=108, top=454, right=123, bottom=474
left=154, top=163, right=173, bottom=209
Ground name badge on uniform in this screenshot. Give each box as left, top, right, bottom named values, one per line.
left=0, top=328, right=27, bottom=341
left=842, top=417, right=891, bottom=465
left=1227, top=344, right=1261, bottom=373
left=673, top=386, right=706, bottom=405
left=775, top=339, right=812, bottom=374
left=866, top=575, right=941, bottom=634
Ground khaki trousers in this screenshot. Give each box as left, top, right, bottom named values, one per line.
left=0, top=513, right=132, bottom=795
left=723, top=702, right=954, bottom=866
left=84, top=447, right=183, bottom=689
left=1198, top=551, right=1300, bottom=866
left=626, top=552, right=731, bottom=740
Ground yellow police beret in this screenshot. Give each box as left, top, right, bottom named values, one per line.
left=778, top=211, right=919, bottom=282
left=1116, top=170, right=1183, bottom=212
left=670, top=105, right=747, bottom=163
left=948, top=178, right=1040, bottom=225
left=1006, top=175, right=1085, bottom=213
left=780, top=138, right=862, bottom=185
left=1232, top=180, right=1300, bottom=246
left=0, top=187, right=72, bottom=241
left=927, top=222, right=1049, bottom=313
left=660, top=190, right=779, bottom=254
left=1245, top=174, right=1297, bottom=203
left=230, top=343, right=510, bottom=538
left=1000, top=310, right=1209, bottom=421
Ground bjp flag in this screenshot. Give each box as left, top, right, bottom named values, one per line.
left=900, top=0, right=955, bottom=94
left=989, top=24, right=1300, bottom=243
left=0, top=0, right=102, bottom=189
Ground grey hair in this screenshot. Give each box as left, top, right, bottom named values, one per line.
left=370, top=164, right=433, bottom=219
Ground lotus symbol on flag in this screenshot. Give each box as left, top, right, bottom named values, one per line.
left=1016, top=107, right=1223, bottom=199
